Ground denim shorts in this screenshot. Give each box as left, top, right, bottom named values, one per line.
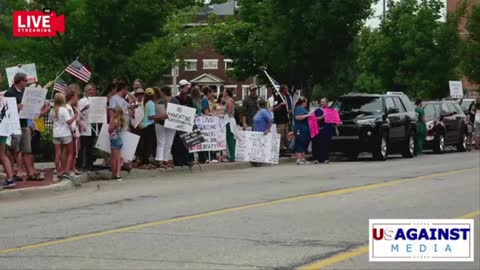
left=53, top=136, right=73, bottom=145
left=111, top=137, right=123, bottom=150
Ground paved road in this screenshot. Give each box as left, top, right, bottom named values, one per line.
left=1, top=151, right=479, bottom=269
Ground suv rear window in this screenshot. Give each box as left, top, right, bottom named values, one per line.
left=337, top=97, right=383, bottom=115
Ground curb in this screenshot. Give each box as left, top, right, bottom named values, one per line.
left=0, top=157, right=297, bottom=201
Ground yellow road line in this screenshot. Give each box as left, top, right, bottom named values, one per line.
left=0, top=168, right=477, bottom=255
left=298, top=210, right=480, bottom=270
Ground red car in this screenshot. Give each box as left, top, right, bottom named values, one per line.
left=423, top=101, right=468, bottom=153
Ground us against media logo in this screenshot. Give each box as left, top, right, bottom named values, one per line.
left=369, top=219, right=474, bottom=262
left=12, top=8, right=65, bottom=37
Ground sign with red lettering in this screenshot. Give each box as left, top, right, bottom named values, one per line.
left=12, top=10, right=65, bottom=37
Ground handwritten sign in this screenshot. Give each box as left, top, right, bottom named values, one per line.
left=449, top=81, right=463, bottom=98
left=164, top=103, right=196, bottom=133
left=88, top=97, right=107, bottom=123
left=180, top=127, right=205, bottom=148
left=235, top=131, right=280, bottom=164
left=324, top=108, right=342, bottom=125
left=0, top=97, right=22, bottom=136
left=95, top=124, right=140, bottom=161
left=18, top=87, right=48, bottom=119
left=5, top=63, right=38, bottom=86
left=189, top=116, right=227, bottom=153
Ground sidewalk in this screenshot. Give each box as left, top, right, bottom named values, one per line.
left=0, top=157, right=297, bottom=200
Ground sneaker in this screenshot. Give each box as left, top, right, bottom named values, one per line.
left=296, top=159, right=306, bottom=165
left=313, top=160, right=319, bottom=164
left=2, top=179, right=16, bottom=188
left=112, top=176, right=122, bottom=181
left=303, top=160, right=311, bottom=165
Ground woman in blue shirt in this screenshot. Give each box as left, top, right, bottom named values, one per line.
left=253, top=99, right=273, bottom=133
left=312, top=98, right=335, bottom=164
left=294, top=97, right=311, bottom=165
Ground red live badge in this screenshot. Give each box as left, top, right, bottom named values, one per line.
left=12, top=9, right=65, bottom=37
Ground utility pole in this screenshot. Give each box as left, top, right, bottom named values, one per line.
left=383, top=0, right=386, bottom=21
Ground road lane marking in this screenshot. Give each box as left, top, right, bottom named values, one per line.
left=298, top=210, right=480, bottom=270
left=0, top=168, right=477, bottom=255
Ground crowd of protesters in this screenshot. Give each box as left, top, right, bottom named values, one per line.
left=1, top=71, right=480, bottom=189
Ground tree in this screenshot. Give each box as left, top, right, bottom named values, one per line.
left=461, top=4, right=480, bottom=85
left=208, top=0, right=374, bottom=96
left=0, top=0, right=202, bottom=89
left=355, top=0, right=462, bottom=99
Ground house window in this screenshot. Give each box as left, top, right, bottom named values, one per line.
left=184, top=59, right=197, bottom=71
left=224, top=59, right=233, bottom=70
left=242, top=85, right=250, bottom=100
left=225, top=85, right=237, bottom=97
left=203, top=59, right=218, bottom=70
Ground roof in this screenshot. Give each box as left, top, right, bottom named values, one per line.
left=190, top=73, right=225, bottom=84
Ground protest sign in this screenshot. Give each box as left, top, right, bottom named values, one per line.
left=323, top=108, right=342, bottom=125
left=235, top=131, right=281, bottom=164
left=131, top=106, right=144, bottom=128
left=449, top=81, right=463, bottom=98
left=5, top=63, right=38, bottom=86
left=189, top=116, right=227, bottom=153
left=164, top=103, right=196, bottom=133
left=95, top=125, right=140, bottom=161
left=18, top=87, right=48, bottom=119
left=88, top=97, right=107, bottom=123
left=0, top=97, right=22, bottom=136
left=180, top=127, right=205, bottom=149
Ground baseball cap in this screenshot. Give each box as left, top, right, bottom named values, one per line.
left=145, top=88, right=155, bottom=96
left=179, top=79, right=190, bottom=86
left=134, top=88, right=145, bottom=94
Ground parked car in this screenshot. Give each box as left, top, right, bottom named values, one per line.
left=423, top=101, right=468, bottom=153
left=330, top=93, right=417, bottom=161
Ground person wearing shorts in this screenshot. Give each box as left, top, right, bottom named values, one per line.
left=0, top=136, right=16, bottom=188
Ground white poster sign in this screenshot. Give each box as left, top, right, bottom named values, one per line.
left=164, top=103, right=196, bottom=133
left=95, top=124, right=140, bottom=161
left=449, top=81, right=463, bottom=98
left=189, top=116, right=226, bottom=153
left=88, top=97, right=107, bottom=123
left=235, top=131, right=281, bottom=164
left=18, top=87, right=48, bottom=119
left=131, top=106, right=144, bottom=128
left=0, top=97, right=22, bottom=136
left=5, top=63, right=38, bottom=86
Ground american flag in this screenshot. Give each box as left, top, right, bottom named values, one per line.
left=54, top=78, right=68, bottom=94
left=65, top=60, right=91, bottom=82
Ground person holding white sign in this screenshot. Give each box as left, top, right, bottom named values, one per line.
left=224, top=88, right=237, bottom=162
left=78, top=84, right=97, bottom=169
left=152, top=86, right=174, bottom=169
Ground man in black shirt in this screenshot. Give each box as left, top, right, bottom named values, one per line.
left=272, top=85, right=292, bottom=152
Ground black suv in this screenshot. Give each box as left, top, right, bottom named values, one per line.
left=331, top=93, right=417, bottom=160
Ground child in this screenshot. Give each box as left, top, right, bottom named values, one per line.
left=51, top=93, right=78, bottom=182
left=66, top=90, right=81, bottom=176
left=109, top=107, right=126, bottom=180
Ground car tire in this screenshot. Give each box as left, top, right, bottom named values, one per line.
left=347, top=152, right=359, bottom=161
left=401, top=132, right=415, bottom=158
left=372, top=133, right=388, bottom=161
left=433, top=133, right=445, bottom=154
left=456, top=133, right=467, bottom=152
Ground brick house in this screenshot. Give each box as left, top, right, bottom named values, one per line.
left=164, top=0, right=266, bottom=101
left=447, top=0, right=480, bottom=97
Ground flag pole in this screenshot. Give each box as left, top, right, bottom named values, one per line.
left=260, top=67, right=285, bottom=102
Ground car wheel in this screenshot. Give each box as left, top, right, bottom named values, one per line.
left=347, top=152, right=359, bottom=161
left=433, top=134, right=445, bottom=154
left=457, top=133, right=467, bottom=152
left=401, top=132, right=415, bottom=158
left=373, top=133, right=388, bottom=161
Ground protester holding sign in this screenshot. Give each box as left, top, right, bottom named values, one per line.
left=153, top=86, right=174, bottom=168
left=138, top=88, right=156, bottom=168
left=312, top=98, right=335, bottom=164
left=171, top=80, right=194, bottom=167
left=51, top=93, right=79, bottom=182
left=66, top=90, right=81, bottom=175
left=224, top=88, right=237, bottom=162
left=253, top=99, right=273, bottom=134
left=78, top=84, right=98, bottom=169
left=293, top=97, right=311, bottom=165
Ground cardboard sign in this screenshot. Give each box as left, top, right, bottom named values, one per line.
left=189, top=116, right=227, bottom=153
left=0, top=97, right=22, bottom=136
left=180, top=127, right=205, bottom=148
left=5, top=63, right=38, bottom=86
left=88, top=97, right=107, bottom=123
left=95, top=124, right=140, bottom=162
left=164, top=103, right=196, bottom=133
left=235, top=131, right=281, bottom=164
left=449, top=81, right=463, bottom=98
left=18, top=87, right=48, bottom=119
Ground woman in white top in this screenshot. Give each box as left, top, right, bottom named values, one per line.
left=66, top=90, right=81, bottom=176
left=51, top=93, right=78, bottom=180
